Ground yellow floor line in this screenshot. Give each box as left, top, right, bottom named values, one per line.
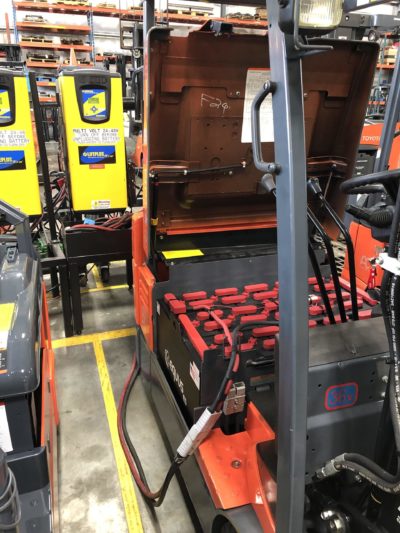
left=93, top=337, right=143, bottom=533
left=81, top=284, right=129, bottom=294
left=52, top=327, right=136, bottom=349
left=93, top=265, right=105, bottom=289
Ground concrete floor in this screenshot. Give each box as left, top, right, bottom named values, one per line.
left=47, top=264, right=195, bottom=533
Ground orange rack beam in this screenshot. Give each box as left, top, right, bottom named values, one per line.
left=17, top=21, right=91, bottom=34
left=21, top=41, right=92, bottom=51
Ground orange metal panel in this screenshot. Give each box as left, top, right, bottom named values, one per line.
left=198, top=403, right=275, bottom=532
left=132, top=211, right=155, bottom=349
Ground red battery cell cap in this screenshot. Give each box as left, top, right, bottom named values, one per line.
left=197, top=311, right=209, bottom=321
left=359, top=309, right=372, bottom=320
left=221, top=294, right=247, bottom=305
left=244, top=283, right=268, bottom=293
left=309, top=320, right=317, bottom=328
left=182, top=291, right=207, bottom=301
left=164, top=293, right=177, bottom=303
left=323, top=315, right=341, bottom=325
left=169, top=300, right=187, bottom=314
left=309, top=305, right=324, bottom=316
left=264, top=300, right=278, bottom=311
left=263, top=339, right=276, bottom=350
left=240, top=313, right=268, bottom=324
left=189, top=299, right=215, bottom=308
left=215, top=287, right=239, bottom=297
left=232, top=305, right=258, bottom=316
left=252, top=325, right=279, bottom=337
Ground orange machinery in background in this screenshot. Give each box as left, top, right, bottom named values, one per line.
left=342, top=121, right=400, bottom=288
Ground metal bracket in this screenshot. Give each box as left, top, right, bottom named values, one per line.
left=223, top=382, right=246, bottom=415
left=377, top=252, right=400, bottom=275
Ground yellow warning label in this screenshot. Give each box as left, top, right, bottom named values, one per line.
left=162, top=249, right=204, bottom=260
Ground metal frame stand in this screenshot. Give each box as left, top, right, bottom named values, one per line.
left=29, top=72, right=74, bottom=337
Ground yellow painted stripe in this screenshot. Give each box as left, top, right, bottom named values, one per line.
left=93, top=265, right=105, bottom=289
left=81, top=284, right=129, bottom=294
left=93, top=337, right=143, bottom=533
left=52, top=327, right=136, bottom=349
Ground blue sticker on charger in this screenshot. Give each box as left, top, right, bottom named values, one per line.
left=78, top=145, right=116, bottom=165
left=0, top=150, right=26, bottom=171
left=325, top=382, right=359, bottom=411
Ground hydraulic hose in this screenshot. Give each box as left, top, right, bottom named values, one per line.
left=308, top=243, right=335, bottom=325
left=307, top=178, right=358, bottom=319
left=307, top=207, right=347, bottom=322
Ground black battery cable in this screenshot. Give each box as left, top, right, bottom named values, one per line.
left=117, top=317, right=274, bottom=506
left=317, top=170, right=400, bottom=493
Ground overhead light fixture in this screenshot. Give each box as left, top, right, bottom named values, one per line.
left=299, top=0, right=343, bottom=30
left=279, top=0, right=344, bottom=34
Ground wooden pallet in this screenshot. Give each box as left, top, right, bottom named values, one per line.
left=22, top=36, right=53, bottom=43
left=28, top=56, right=60, bottom=63
left=55, top=0, right=89, bottom=5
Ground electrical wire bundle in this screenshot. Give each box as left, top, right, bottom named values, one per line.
left=66, top=212, right=133, bottom=233
left=117, top=311, right=274, bottom=506
left=317, top=170, right=400, bottom=494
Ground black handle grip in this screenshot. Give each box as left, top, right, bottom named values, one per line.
left=251, top=80, right=278, bottom=174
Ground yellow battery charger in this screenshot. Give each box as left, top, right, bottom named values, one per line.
left=0, top=69, right=41, bottom=216
left=58, top=68, right=127, bottom=212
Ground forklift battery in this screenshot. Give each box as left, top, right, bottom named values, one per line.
left=0, top=69, right=41, bottom=215
left=157, top=275, right=388, bottom=481
left=58, top=68, right=127, bottom=212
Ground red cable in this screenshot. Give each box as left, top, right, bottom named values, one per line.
left=66, top=224, right=116, bottom=231
left=117, top=352, right=161, bottom=500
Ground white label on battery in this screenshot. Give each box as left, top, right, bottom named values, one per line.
left=241, top=68, right=274, bottom=144
left=91, top=200, right=111, bottom=210
left=0, top=404, right=13, bottom=453
left=0, top=130, right=30, bottom=147
left=72, top=128, right=120, bottom=145
left=189, top=362, right=200, bottom=390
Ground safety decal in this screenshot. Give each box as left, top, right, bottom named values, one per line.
left=0, top=150, right=26, bottom=171
left=82, top=88, right=107, bottom=120
left=0, top=89, right=11, bottom=120
left=325, top=382, right=359, bottom=411
left=79, top=145, right=116, bottom=165
left=0, top=405, right=12, bottom=452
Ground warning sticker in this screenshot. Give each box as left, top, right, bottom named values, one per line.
left=91, top=200, right=111, bottom=210
left=189, top=361, right=200, bottom=390
left=0, top=130, right=30, bottom=147
left=0, top=404, right=13, bottom=453
left=72, top=128, right=120, bottom=146
left=241, top=68, right=274, bottom=144
left=0, top=89, right=11, bottom=121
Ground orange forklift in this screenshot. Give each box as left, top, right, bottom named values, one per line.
left=120, top=0, right=400, bottom=531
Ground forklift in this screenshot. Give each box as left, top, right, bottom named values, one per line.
left=121, top=0, right=400, bottom=531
